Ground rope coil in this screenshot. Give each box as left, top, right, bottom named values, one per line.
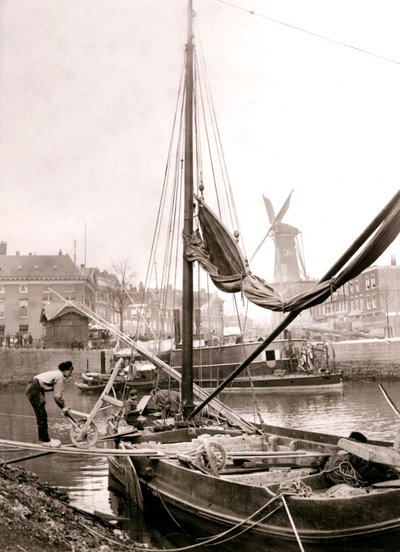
left=278, top=479, right=313, bottom=497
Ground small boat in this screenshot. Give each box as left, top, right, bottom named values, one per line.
left=75, top=360, right=157, bottom=393
left=108, top=424, right=400, bottom=551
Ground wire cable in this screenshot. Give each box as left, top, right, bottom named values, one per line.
left=217, top=0, right=400, bottom=65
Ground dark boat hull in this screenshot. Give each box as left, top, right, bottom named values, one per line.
left=108, top=426, right=400, bottom=551
left=199, top=372, right=343, bottom=391
left=75, top=370, right=156, bottom=393
left=171, top=339, right=343, bottom=391
left=75, top=379, right=155, bottom=393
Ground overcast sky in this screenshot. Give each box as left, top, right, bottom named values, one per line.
left=1, top=0, right=399, bottom=289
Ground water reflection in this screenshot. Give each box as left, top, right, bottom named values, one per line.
left=222, top=380, right=400, bottom=440
left=0, top=384, right=114, bottom=515
left=1, top=380, right=400, bottom=548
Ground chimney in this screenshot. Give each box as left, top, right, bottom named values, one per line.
left=0, top=241, right=7, bottom=255
left=391, top=255, right=397, bottom=266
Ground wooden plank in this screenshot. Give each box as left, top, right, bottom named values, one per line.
left=137, top=395, right=151, bottom=414
left=379, top=384, right=400, bottom=419
left=372, top=479, right=400, bottom=488
left=0, top=438, right=164, bottom=457
left=338, top=438, right=400, bottom=467
left=228, top=451, right=324, bottom=460
left=102, top=395, right=124, bottom=407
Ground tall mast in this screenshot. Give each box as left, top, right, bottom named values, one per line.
left=181, top=0, right=194, bottom=417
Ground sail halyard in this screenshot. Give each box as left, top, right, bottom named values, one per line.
left=181, top=0, right=195, bottom=418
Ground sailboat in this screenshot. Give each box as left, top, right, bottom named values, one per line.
left=102, top=2, right=400, bottom=549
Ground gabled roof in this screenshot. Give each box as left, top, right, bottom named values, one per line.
left=0, top=254, right=83, bottom=280
left=40, top=302, right=90, bottom=322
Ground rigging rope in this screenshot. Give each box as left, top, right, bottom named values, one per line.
left=216, top=0, right=400, bottom=65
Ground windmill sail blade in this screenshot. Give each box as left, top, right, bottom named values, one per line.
left=250, top=190, right=294, bottom=263
left=273, top=189, right=293, bottom=224
left=263, top=195, right=275, bottom=224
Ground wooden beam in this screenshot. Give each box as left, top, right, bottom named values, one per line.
left=0, top=438, right=164, bottom=457
left=338, top=438, right=400, bottom=467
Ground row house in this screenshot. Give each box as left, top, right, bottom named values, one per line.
left=311, top=257, right=400, bottom=338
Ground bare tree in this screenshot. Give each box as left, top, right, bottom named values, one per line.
left=105, top=259, right=135, bottom=333
left=380, top=283, right=393, bottom=338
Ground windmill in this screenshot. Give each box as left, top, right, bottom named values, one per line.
left=250, top=190, right=314, bottom=300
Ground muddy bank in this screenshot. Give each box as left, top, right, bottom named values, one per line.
left=0, top=460, right=141, bottom=552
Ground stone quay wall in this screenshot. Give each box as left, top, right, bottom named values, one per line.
left=332, top=338, right=400, bottom=379
left=0, top=349, right=115, bottom=387
left=0, top=338, right=400, bottom=387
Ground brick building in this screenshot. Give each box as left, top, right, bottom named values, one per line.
left=0, top=242, right=97, bottom=345
left=311, top=257, right=400, bottom=338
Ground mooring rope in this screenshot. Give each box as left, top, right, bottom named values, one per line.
left=275, top=478, right=313, bottom=552
left=197, top=503, right=283, bottom=546
left=154, top=473, right=284, bottom=547
left=281, top=495, right=306, bottom=552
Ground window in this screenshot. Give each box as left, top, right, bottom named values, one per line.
left=355, top=280, right=360, bottom=293
left=0, top=300, right=5, bottom=318
left=19, top=299, right=29, bottom=318
left=370, top=274, right=376, bottom=289
left=0, top=286, right=4, bottom=294
left=19, top=285, right=28, bottom=294
left=365, top=276, right=370, bottom=290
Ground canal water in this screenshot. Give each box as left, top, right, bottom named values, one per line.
left=1, top=379, right=400, bottom=549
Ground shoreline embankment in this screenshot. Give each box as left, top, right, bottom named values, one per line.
left=332, top=337, right=400, bottom=379
left=0, top=338, right=400, bottom=387
left=0, top=349, right=113, bottom=387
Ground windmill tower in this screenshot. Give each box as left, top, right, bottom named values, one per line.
left=261, top=192, right=313, bottom=295
left=256, top=192, right=317, bottom=334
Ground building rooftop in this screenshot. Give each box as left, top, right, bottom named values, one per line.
left=0, top=254, right=84, bottom=280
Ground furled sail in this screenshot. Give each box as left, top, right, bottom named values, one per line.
left=185, top=196, right=400, bottom=313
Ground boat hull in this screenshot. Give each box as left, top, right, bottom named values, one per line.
left=75, top=379, right=155, bottom=393
left=75, top=369, right=156, bottom=393
left=201, top=372, right=343, bottom=392
left=108, top=427, right=400, bottom=551
left=171, top=340, right=343, bottom=391
left=138, top=466, right=400, bottom=551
